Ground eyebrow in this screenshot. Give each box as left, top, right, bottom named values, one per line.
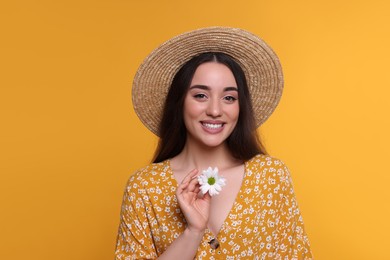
left=189, top=85, right=238, bottom=92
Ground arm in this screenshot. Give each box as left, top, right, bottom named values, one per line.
left=274, top=163, right=313, bottom=259
left=115, top=175, right=158, bottom=259
left=158, top=169, right=211, bottom=259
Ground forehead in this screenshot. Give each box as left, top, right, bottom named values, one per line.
left=191, top=62, right=237, bottom=86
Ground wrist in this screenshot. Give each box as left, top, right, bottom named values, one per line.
left=184, top=227, right=205, bottom=239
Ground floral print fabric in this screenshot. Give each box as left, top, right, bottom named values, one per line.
left=115, top=154, right=313, bottom=259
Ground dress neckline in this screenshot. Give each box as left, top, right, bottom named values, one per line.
left=164, top=158, right=251, bottom=239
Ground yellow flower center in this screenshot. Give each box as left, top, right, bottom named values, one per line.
left=208, top=177, right=216, bottom=185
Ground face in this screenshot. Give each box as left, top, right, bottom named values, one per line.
left=183, top=62, right=239, bottom=148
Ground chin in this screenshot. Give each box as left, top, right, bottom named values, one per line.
left=199, top=137, right=229, bottom=148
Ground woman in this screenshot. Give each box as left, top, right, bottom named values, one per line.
left=115, top=27, right=313, bottom=259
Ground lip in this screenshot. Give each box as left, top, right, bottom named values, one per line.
left=200, top=120, right=225, bottom=134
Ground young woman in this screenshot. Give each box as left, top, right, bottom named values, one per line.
left=115, top=27, right=313, bottom=259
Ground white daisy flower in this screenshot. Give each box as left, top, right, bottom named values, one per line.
left=197, top=167, right=226, bottom=196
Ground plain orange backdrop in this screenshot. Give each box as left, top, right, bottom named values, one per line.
left=1, top=0, right=390, bottom=259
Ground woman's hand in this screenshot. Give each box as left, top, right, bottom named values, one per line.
left=176, top=169, right=211, bottom=234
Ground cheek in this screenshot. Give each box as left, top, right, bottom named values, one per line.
left=183, top=99, right=204, bottom=119
left=230, top=103, right=240, bottom=121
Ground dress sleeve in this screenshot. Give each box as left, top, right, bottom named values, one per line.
left=115, top=175, right=158, bottom=260
left=273, top=162, right=313, bottom=259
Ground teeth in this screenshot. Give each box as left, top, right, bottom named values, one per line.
left=203, top=123, right=223, bottom=129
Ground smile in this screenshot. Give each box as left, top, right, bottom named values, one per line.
left=202, top=122, right=224, bottom=129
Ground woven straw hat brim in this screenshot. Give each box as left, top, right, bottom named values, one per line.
left=132, top=27, right=284, bottom=136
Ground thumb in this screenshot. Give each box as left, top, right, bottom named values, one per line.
left=202, top=192, right=212, bottom=202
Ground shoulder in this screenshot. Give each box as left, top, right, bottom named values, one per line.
left=247, top=154, right=289, bottom=170
left=126, top=160, right=171, bottom=191
left=246, top=154, right=292, bottom=185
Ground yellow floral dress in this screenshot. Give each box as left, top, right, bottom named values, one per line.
left=115, top=154, right=313, bottom=259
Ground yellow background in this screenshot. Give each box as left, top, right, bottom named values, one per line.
left=1, top=0, right=389, bottom=259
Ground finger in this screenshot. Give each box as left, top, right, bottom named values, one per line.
left=176, top=182, right=189, bottom=195
left=187, top=175, right=200, bottom=192
left=181, top=169, right=198, bottom=184
left=202, top=191, right=212, bottom=202
left=194, top=186, right=200, bottom=194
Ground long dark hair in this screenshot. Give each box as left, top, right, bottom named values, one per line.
left=153, top=52, right=266, bottom=163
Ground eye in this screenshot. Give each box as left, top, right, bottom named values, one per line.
left=224, top=96, right=237, bottom=103
left=194, top=93, right=207, bottom=99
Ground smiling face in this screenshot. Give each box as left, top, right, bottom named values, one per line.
left=183, top=62, right=240, bottom=149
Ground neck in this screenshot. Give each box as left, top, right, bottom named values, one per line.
left=172, top=140, right=242, bottom=172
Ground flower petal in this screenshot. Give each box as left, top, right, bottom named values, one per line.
left=214, top=184, right=222, bottom=192
left=200, top=184, right=210, bottom=194
left=209, top=186, right=218, bottom=196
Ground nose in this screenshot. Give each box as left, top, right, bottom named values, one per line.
left=206, top=98, right=222, bottom=117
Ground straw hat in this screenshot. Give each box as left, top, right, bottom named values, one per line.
left=132, top=27, right=284, bottom=136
